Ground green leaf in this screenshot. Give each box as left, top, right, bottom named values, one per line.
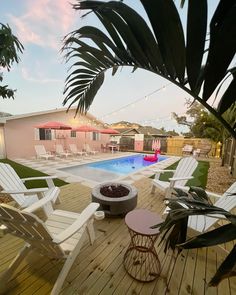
left=140, top=0, right=185, bottom=82
left=186, top=0, right=207, bottom=92
left=203, top=3, right=236, bottom=100
left=217, top=75, right=236, bottom=115
left=179, top=223, right=236, bottom=249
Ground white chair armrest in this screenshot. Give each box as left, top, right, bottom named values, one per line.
left=22, top=188, right=59, bottom=213
left=153, top=169, right=175, bottom=173
left=21, top=176, right=57, bottom=188
left=2, top=188, right=48, bottom=194
left=53, top=203, right=100, bottom=244
left=169, top=176, right=193, bottom=182
left=21, top=176, right=57, bottom=181
left=205, top=191, right=221, bottom=199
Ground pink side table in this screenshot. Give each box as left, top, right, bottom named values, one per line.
left=124, top=209, right=163, bottom=282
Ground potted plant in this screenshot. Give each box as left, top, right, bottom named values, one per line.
left=153, top=187, right=236, bottom=286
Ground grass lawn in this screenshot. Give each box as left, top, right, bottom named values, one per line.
left=0, top=159, right=68, bottom=188
left=151, top=160, right=209, bottom=189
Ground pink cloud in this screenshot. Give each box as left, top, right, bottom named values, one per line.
left=9, top=0, right=77, bottom=50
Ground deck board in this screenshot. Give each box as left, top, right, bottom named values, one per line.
left=0, top=177, right=235, bottom=295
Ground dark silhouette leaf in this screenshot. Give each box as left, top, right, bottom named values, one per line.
left=186, top=0, right=207, bottom=92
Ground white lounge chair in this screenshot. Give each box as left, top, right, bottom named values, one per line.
left=69, top=144, right=87, bottom=156
left=163, top=182, right=236, bottom=234
left=35, top=145, right=55, bottom=160
left=56, top=144, right=72, bottom=158
left=83, top=143, right=99, bottom=155
left=151, top=157, right=198, bottom=198
left=182, top=145, right=193, bottom=155
left=0, top=163, right=60, bottom=216
left=0, top=200, right=99, bottom=295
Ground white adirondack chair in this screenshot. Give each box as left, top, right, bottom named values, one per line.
left=163, top=182, right=236, bottom=234
left=83, top=144, right=98, bottom=155
left=0, top=163, right=60, bottom=216
left=55, top=144, right=72, bottom=158
left=188, top=182, right=236, bottom=233
left=151, top=157, right=198, bottom=198
left=69, top=144, right=87, bottom=156
left=35, top=145, right=55, bottom=160
left=0, top=201, right=100, bottom=295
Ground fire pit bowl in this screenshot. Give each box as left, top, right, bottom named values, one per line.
left=91, top=182, right=138, bottom=216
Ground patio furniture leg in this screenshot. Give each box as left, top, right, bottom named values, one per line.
left=86, top=219, right=95, bottom=244
left=151, top=185, right=156, bottom=194
left=51, top=234, right=86, bottom=295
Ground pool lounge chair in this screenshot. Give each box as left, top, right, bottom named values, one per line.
left=35, top=145, right=55, bottom=160
left=69, top=144, right=87, bottom=156
left=151, top=157, right=198, bottom=198
left=56, top=144, right=72, bottom=158
left=83, top=144, right=99, bottom=155
left=0, top=163, right=60, bottom=216
left=0, top=199, right=99, bottom=295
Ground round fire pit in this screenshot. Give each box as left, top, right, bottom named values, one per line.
left=91, top=182, right=138, bottom=216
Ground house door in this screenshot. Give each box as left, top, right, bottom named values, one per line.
left=0, top=128, right=6, bottom=159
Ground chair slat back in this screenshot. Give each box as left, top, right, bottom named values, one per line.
left=35, top=145, right=47, bottom=156
left=0, top=163, right=27, bottom=206
left=214, top=181, right=236, bottom=212
left=69, top=144, right=77, bottom=153
left=56, top=144, right=64, bottom=154
left=174, top=157, right=198, bottom=186
left=0, top=204, right=64, bottom=258
left=189, top=182, right=236, bottom=232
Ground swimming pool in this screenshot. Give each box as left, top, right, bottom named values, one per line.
left=59, top=154, right=167, bottom=182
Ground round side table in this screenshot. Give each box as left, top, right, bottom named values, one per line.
left=124, top=209, right=163, bottom=282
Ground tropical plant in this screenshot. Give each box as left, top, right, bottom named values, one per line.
left=0, top=23, right=24, bottom=99
left=154, top=187, right=236, bottom=286
left=63, top=0, right=236, bottom=138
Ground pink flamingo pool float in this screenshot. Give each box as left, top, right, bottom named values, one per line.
left=143, top=149, right=160, bottom=162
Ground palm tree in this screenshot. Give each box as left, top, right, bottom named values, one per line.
left=62, top=0, right=236, bottom=138
left=0, top=23, right=24, bottom=99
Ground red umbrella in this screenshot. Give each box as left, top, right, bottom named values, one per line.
left=99, top=128, right=120, bottom=134
left=35, top=121, right=72, bottom=130
left=73, top=125, right=99, bottom=145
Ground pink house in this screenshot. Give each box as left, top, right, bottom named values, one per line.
left=0, top=107, right=110, bottom=159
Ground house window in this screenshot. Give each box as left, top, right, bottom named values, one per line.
left=39, top=129, right=52, bottom=140
left=92, top=132, right=100, bottom=141
left=71, top=130, right=76, bottom=138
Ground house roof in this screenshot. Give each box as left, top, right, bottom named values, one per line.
left=112, top=128, right=140, bottom=135
left=137, top=126, right=168, bottom=136
left=0, top=107, right=104, bottom=125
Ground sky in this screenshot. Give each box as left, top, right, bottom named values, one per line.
left=1, top=0, right=219, bottom=133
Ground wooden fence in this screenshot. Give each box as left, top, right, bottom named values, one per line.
left=223, top=138, right=236, bottom=177
left=166, top=137, right=216, bottom=156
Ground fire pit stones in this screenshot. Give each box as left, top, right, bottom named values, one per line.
left=91, top=182, right=138, bottom=216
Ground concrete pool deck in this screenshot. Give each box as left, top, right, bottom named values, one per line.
left=14, top=152, right=180, bottom=188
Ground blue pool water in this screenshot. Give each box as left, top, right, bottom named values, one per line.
left=88, top=154, right=167, bottom=174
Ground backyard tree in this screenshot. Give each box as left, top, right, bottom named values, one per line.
left=0, top=23, right=24, bottom=99
left=62, top=0, right=236, bottom=139
left=172, top=101, right=226, bottom=141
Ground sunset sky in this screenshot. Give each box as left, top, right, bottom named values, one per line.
left=1, top=0, right=219, bottom=132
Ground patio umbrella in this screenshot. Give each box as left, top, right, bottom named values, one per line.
left=35, top=121, right=72, bottom=130
left=35, top=121, right=72, bottom=148
left=73, top=125, right=99, bottom=145
left=99, top=128, right=120, bottom=134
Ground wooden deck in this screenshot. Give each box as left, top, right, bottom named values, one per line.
left=0, top=178, right=235, bottom=295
